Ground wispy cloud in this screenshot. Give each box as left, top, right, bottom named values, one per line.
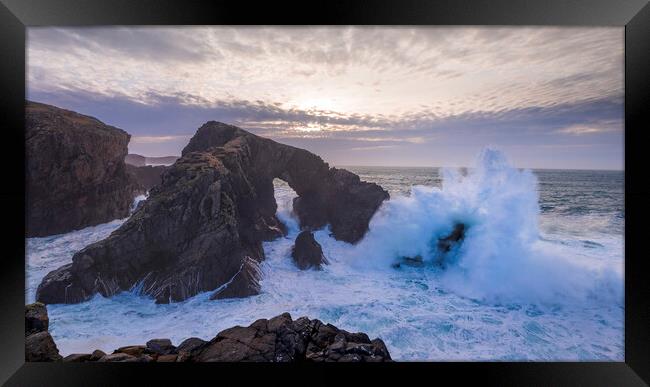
left=27, top=26, right=624, bottom=169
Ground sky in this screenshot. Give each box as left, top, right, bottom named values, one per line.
left=27, top=27, right=624, bottom=170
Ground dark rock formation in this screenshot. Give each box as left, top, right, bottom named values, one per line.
left=25, top=302, right=49, bottom=335
left=291, top=231, right=327, bottom=270
left=437, top=223, right=466, bottom=253
left=26, top=101, right=140, bottom=237
left=25, top=303, right=62, bottom=362
left=392, top=223, right=467, bottom=269
left=126, top=164, right=167, bottom=191
left=125, top=153, right=146, bottom=167
left=146, top=338, right=176, bottom=355
left=37, top=122, right=388, bottom=305
left=192, top=313, right=391, bottom=362
left=57, top=312, right=391, bottom=363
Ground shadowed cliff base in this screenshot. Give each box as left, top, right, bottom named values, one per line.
left=36, top=121, right=389, bottom=304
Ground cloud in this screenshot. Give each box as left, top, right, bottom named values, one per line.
left=26, top=27, right=624, bottom=168
left=555, top=120, right=622, bottom=136
left=27, top=26, right=623, bottom=118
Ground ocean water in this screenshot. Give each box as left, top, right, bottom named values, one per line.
left=25, top=149, right=624, bottom=360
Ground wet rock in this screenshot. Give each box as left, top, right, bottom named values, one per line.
left=25, top=302, right=49, bottom=335
left=37, top=122, right=388, bottom=305
left=192, top=312, right=391, bottom=362
left=437, top=223, right=466, bottom=253
left=210, top=257, right=262, bottom=300
left=26, top=101, right=140, bottom=237
left=146, top=338, right=176, bottom=355
left=25, top=331, right=62, bottom=362
left=291, top=231, right=327, bottom=270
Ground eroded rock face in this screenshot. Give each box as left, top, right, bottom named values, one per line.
left=437, top=223, right=466, bottom=253
left=291, top=231, right=327, bottom=270
left=26, top=101, right=140, bottom=237
left=192, top=313, right=391, bottom=362
left=36, top=122, right=388, bottom=304
left=25, top=302, right=49, bottom=335
left=25, top=303, right=62, bottom=362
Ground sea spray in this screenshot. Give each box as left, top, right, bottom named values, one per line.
left=348, top=148, right=623, bottom=305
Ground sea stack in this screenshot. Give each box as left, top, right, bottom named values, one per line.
left=36, top=121, right=389, bottom=305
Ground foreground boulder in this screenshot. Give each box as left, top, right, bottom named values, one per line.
left=57, top=312, right=392, bottom=362
left=26, top=101, right=140, bottom=237
left=25, top=303, right=62, bottom=362
left=291, top=231, right=327, bottom=270
left=37, top=122, right=388, bottom=304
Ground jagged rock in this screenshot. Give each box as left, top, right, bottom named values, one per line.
left=392, top=223, right=467, bottom=268
left=25, top=331, right=62, bottom=362
left=26, top=101, right=140, bottom=237
left=25, top=302, right=62, bottom=362
left=437, top=223, right=466, bottom=253
left=25, top=302, right=49, bottom=335
left=210, top=256, right=262, bottom=300
left=291, top=231, right=327, bottom=270
left=192, top=312, right=391, bottom=362
left=28, top=304, right=392, bottom=362
left=36, top=122, right=388, bottom=305
left=146, top=338, right=176, bottom=355
left=126, top=164, right=167, bottom=191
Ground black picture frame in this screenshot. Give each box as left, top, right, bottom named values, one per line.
left=1, top=0, right=648, bottom=385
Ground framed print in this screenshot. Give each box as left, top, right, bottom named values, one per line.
left=1, top=0, right=649, bottom=385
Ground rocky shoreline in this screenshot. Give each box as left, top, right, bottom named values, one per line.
left=25, top=303, right=392, bottom=362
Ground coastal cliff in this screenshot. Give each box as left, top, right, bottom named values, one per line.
left=26, top=101, right=140, bottom=237
left=36, top=121, right=389, bottom=304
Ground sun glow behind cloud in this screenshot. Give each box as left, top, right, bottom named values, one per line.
left=27, top=26, right=624, bottom=169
